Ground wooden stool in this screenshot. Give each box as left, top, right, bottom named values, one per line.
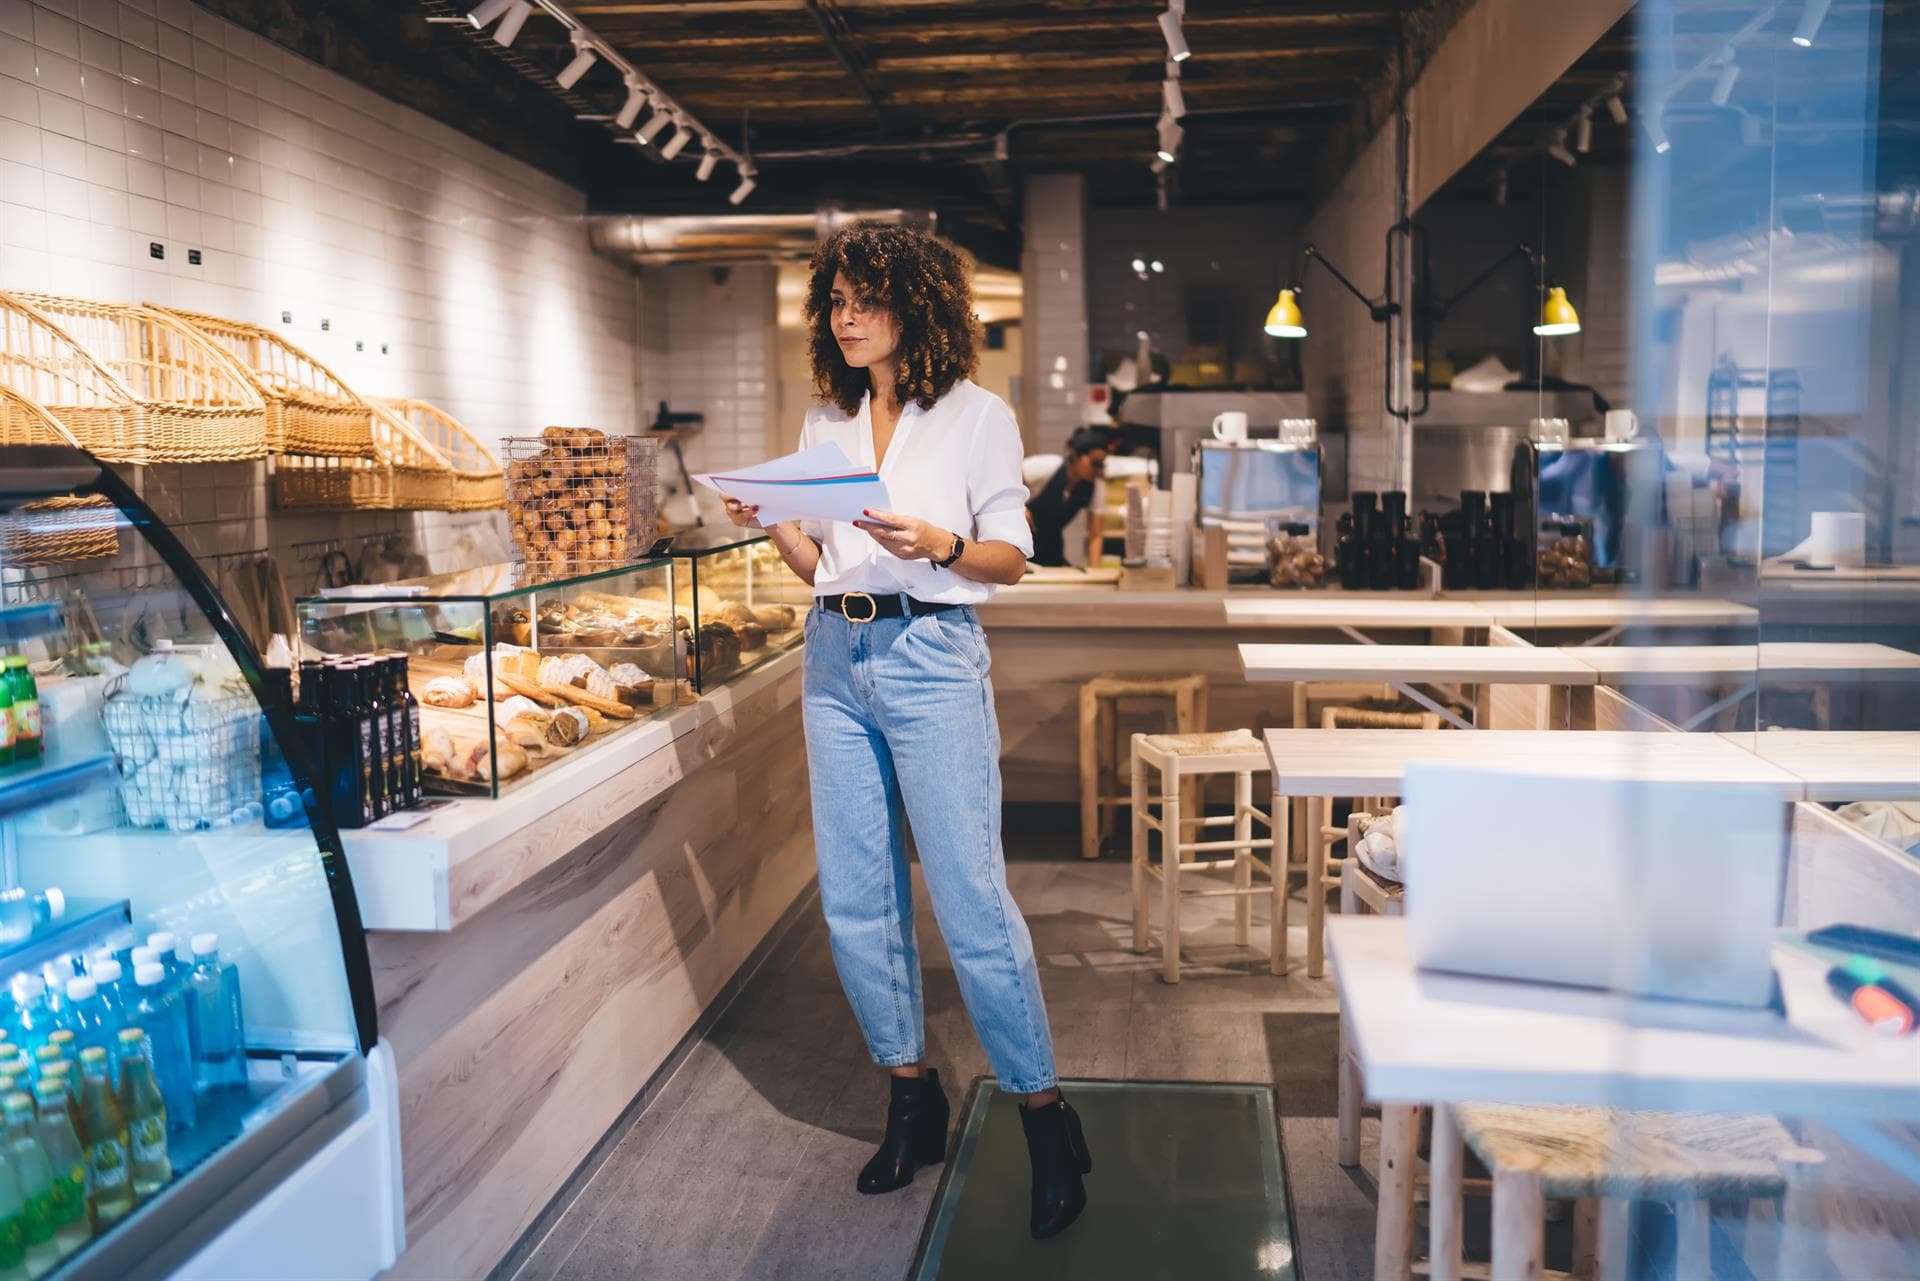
left=1416, top=1102, right=1823, bottom=1281
left=1336, top=836, right=1403, bottom=1171
left=1129, top=729, right=1279, bottom=982
left=1080, top=671, right=1207, bottom=861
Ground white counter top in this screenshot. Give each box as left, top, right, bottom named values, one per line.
left=1239, top=642, right=1598, bottom=686
left=1722, top=731, right=1920, bottom=803
left=342, top=648, right=804, bottom=931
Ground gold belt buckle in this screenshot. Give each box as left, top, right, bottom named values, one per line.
left=840, top=591, right=879, bottom=623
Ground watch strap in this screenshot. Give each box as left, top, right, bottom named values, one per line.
left=935, top=536, right=966, bottom=569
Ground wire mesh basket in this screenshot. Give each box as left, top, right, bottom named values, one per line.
left=504, top=429, right=658, bottom=577
left=101, top=686, right=261, bottom=831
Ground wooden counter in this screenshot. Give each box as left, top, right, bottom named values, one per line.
left=350, top=649, right=816, bottom=1280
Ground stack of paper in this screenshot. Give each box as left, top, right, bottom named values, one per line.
left=694, top=442, right=893, bottom=526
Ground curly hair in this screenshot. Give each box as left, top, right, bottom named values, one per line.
left=806, top=221, right=979, bottom=415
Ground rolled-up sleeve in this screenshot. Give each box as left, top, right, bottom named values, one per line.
left=968, top=398, right=1036, bottom=559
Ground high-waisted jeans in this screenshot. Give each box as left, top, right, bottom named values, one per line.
left=802, top=603, right=1058, bottom=1094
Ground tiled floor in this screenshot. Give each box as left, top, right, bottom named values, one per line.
left=512, top=849, right=1377, bottom=1281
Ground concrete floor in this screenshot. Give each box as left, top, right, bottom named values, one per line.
left=510, top=848, right=1378, bottom=1281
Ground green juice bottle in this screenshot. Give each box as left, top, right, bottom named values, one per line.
left=3, top=660, right=37, bottom=762
left=0, top=1096, right=54, bottom=1280
left=113, top=1031, right=168, bottom=1201
left=75, top=1050, right=129, bottom=1229
left=29, top=1084, right=86, bottom=1259
left=0, top=1145, right=29, bottom=1281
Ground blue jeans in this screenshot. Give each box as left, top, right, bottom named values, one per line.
left=802, top=603, right=1058, bottom=1094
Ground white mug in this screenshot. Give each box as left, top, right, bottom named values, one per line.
left=1604, top=409, right=1640, bottom=442
left=1212, top=411, right=1249, bottom=443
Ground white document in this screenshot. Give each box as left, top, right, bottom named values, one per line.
left=694, top=442, right=893, bottom=526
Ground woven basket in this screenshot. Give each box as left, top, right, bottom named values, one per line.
left=372, top=398, right=503, bottom=511
left=0, top=292, right=266, bottom=464
left=149, top=306, right=373, bottom=458
left=271, top=396, right=459, bottom=512
left=0, top=387, right=121, bottom=566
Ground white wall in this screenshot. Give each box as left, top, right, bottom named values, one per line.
left=1020, top=173, right=1089, bottom=454
left=0, top=0, right=638, bottom=580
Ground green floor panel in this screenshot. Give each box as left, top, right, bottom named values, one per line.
left=910, top=1080, right=1298, bottom=1281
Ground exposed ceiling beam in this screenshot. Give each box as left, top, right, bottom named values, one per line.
left=801, top=0, right=888, bottom=135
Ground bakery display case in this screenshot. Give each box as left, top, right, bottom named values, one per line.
left=664, top=530, right=807, bottom=693
left=297, top=559, right=683, bottom=798
left=0, top=443, right=396, bottom=1280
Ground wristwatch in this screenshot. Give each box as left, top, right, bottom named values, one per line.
left=934, top=535, right=966, bottom=569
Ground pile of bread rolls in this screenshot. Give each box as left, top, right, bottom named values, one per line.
left=505, top=428, right=652, bottom=575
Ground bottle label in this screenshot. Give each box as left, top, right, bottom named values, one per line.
left=49, top=1166, right=83, bottom=1225
left=0, top=1213, right=21, bottom=1267
left=19, top=1193, right=49, bottom=1245
left=131, top=1116, right=166, bottom=1164
left=0, top=709, right=13, bottom=750
left=90, top=1138, right=129, bottom=1190
left=9, top=702, right=37, bottom=742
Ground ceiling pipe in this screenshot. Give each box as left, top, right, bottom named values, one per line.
left=588, top=207, right=935, bottom=266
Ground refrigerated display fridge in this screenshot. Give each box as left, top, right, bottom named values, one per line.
left=0, top=443, right=400, bottom=1281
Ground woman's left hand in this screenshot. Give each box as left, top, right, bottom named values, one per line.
left=855, top=509, right=952, bottom=562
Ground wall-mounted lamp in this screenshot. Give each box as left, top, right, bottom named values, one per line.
left=1535, top=285, right=1582, bottom=336
left=1263, top=289, right=1306, bottom=338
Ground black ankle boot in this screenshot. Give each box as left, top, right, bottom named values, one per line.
left=1019, top=1096, right=1092, bottom=1239
left=856, top=1070, right=950, bottom=1195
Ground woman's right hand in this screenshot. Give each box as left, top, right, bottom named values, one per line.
left=722, top=496, right=764, bottom=529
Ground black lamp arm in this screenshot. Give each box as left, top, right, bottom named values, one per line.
left=1294, top=243, right=1397, bottom=323
left=1429, top=241, right=1543, bottom=321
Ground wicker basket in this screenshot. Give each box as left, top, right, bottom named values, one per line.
left=373, top=398, right=503, bottom=511
left=0, top=292, right=267, bottom=464
left=0, top=387, right=120, bottom=566
left=149, top=306, right=373, bottom=458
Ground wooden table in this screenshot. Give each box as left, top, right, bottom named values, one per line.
left=1239, top=643, right=1599, bottom=731
left=1573, top=643, right=1920, bottom=730
left=1223, top=597, right=1496, bottom=640
left=1467, top=595, right=1758, bottom=640
left=1261, top=729, right=1808, bottom=978
left=1722, top=730, right=1920, bottom=803
left=1331, top=916, right=1920, bottom=1281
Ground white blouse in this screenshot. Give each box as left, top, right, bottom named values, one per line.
left=797, top=379, right=1034, bottom=605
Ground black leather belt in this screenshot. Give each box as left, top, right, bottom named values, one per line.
left=817, top=592, right=963, bottom=623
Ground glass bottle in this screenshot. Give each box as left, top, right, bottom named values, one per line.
left=6, top=981, right=50, bottom=1057
left=322, top=666, right=374, bottom=828
left=29, top=1085, right=85, bottom=1260
left=355, top=660, right=392, bottom=820
left=0, top=674, right=15, bottom=769
left=385, top=654, right=422, bottom=808
left=1333, top=513, right=1362, bottom=591
left=75, top=1049, right=130, bottom=1229
left=127, top=965, right=194, bottom=1132
left=187, top=935, right=246, bottom=1095
left=2, top=661, right=38, bottom=763
left=1458, top=491, right=1489, bottom=589
left=113, top=1032, right=168, bottom=1201
left=0, top=1096, right=54, bottom=1279
left=0, top=1143, right=28, bottom=1281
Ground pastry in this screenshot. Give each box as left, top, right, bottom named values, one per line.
left=500, top=713, right=549, bottom=753
left=498, top=672, right=561, bottom=705
left=423, top=676, right=476, bottom=708
left=738, top=622, right=768, bottom=650
left=543, top=682, right=637, bottom=719
left=546, top=706, right=590, bottom=746
left=494, top=695, right=549, bottom=727
left=422, top=725, right=454, bottom=770
left=752, top=604, right=796, bottom=630
left=608, top=662, right=653, bottom=707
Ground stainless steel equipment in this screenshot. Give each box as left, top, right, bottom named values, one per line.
left=1117, top=390, right=1312, bottom=484
left=1410, top=390, right=1600, bottom=511
left=1510, top=437, right=1668, bottom=585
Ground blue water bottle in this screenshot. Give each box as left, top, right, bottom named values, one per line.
left=127, top=963, right=195, bottom=1132
left=187, top=935, right=247, bottom=1094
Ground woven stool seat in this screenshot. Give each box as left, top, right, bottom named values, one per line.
left=1137, top=728, right=1263, bottom=757
left=1323, top=707, right=1433, bottom=729
left=1452, top=1103, right=1798, bottom=1200
left=1087, top=671, right=1206, bottom=697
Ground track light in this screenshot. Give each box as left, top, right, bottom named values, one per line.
left=1150, top=260, right=1164, bottom=274
left=491, top=0, right=533, bottom=47
left=1574, top=107, right=1593, bottom=154
left=1158, top=3, right=1190, bottom=63
left=465, top=0, right=515, bottom=29
left=1548, top=131, right=1576, bottom=167
left=1163, top=76, right=1185, bottom=120
left=637, top=103, right=673, bottom=145
left=1793, top=0, right=1830, bottom=47
left=1645, top=111, right=1672, bottom=155
left=615, top=77, right=646, bottom=130
left=1150, top=155, right=1169, bottom=175
left=1607, top=92, right=1628, bottom=126
left=659, top=120, right=693, bottom=161
left=1156, top=114, right=1183, bottom=164
left=1132, top=257, right=1147, bottom=273
left=696, top=148, right=720, bottom=181
left=1711, top=59, right=1740, bottom=106
left=729, top=165, right=757, bottom=206
left=556, top=33, right=598, bottom=90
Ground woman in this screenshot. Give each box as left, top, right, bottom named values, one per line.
left=723, top=222, right=1091, bottom=1240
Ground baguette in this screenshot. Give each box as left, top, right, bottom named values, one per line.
left=540, top=681, right=637, bottom=718
left=499, top=672, right=563, bottom=706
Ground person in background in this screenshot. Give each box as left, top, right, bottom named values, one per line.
left=1024, top=427, right=1114, bottom=567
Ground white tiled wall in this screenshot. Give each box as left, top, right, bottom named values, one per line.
left=1020, top=173, right=1089, bottom=454
left=0, top=0, right=638, bottom=585
left=635, top=262, right=776, bottom=515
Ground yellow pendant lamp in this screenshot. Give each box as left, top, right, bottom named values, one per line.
left=1263, top=288, right=1306, bottom=339
left=1534, top=285, right=1582, bottom=336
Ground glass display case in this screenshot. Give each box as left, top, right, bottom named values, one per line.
left=0, top=443, right=388, bottom=1280
left=664, top=530, right=807, bottom=693
left=298, top=558, right=682, bottom=798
